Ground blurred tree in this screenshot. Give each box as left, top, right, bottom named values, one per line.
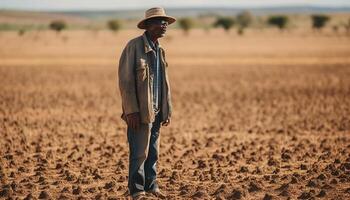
left=178, top=18, right=194, bottom=35
left=236, top=11, right=253, bottom=35
left=267, top=16, right=288, bottom=31
left=49, top=20, right=66, bottom=33
left=107, top=19, right=122, bottom=33
left=311, top=15, right=330, bottom=31
left=213, top=17, right=235, bottom=32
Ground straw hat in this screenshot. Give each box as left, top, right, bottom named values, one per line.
left=137, top=7, right=176, bottom=29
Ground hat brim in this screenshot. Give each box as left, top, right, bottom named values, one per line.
left=137, top=15, right=176, bottom=29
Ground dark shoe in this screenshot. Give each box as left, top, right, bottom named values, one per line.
left=131, top=191, right=146, bottom=200
left=147, top=188, right=166, bottom=199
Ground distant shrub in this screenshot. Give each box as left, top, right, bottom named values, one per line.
left=237, top=28, right=244, bottom=35
left=236, top=11, right=253, bottom=35
left=311, top=15, right=330, bottom=30
left=214, top=17, right=235, bottom=32
left=18, top=29, right=26, bottom=36
left=49, top=20, right=66, bottom=33
left=267, top=15, right=289, bottom=31
left=107, top=19, right=122, bottom=32
left=178, top=18, right=194, bottom=35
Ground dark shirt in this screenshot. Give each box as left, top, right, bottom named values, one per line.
left=145, top=31, right=162, bottom=113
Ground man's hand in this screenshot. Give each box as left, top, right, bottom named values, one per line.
left=162, top=118, right=171, bottom=126
left=126, top=112, right=141, bottom=130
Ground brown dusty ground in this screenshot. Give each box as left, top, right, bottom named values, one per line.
left=0, top=29, right=350, bottom=199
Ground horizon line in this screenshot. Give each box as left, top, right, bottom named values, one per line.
left=1, top=4, right=350, bottom=12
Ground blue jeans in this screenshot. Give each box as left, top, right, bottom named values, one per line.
left=127, top=113, right=161, bottom=195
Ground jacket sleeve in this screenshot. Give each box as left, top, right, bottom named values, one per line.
left=118, top=42, right=139, bottom=115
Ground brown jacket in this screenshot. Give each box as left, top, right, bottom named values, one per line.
left=118, top=32, right=172, bottom=123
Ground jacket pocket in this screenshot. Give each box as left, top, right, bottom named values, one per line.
left=136, top=63, right=148, bottom=82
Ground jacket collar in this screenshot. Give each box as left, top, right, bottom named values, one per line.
left=142, top=31, right=162, bottom=53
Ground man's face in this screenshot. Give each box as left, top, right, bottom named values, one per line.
left=146, top=18, right=169, bottom=38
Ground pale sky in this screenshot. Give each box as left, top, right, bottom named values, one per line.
left=1, top=0, right=350, bottom=11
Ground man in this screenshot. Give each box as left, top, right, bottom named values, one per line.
left=118, top=7, right=175, bottom=199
